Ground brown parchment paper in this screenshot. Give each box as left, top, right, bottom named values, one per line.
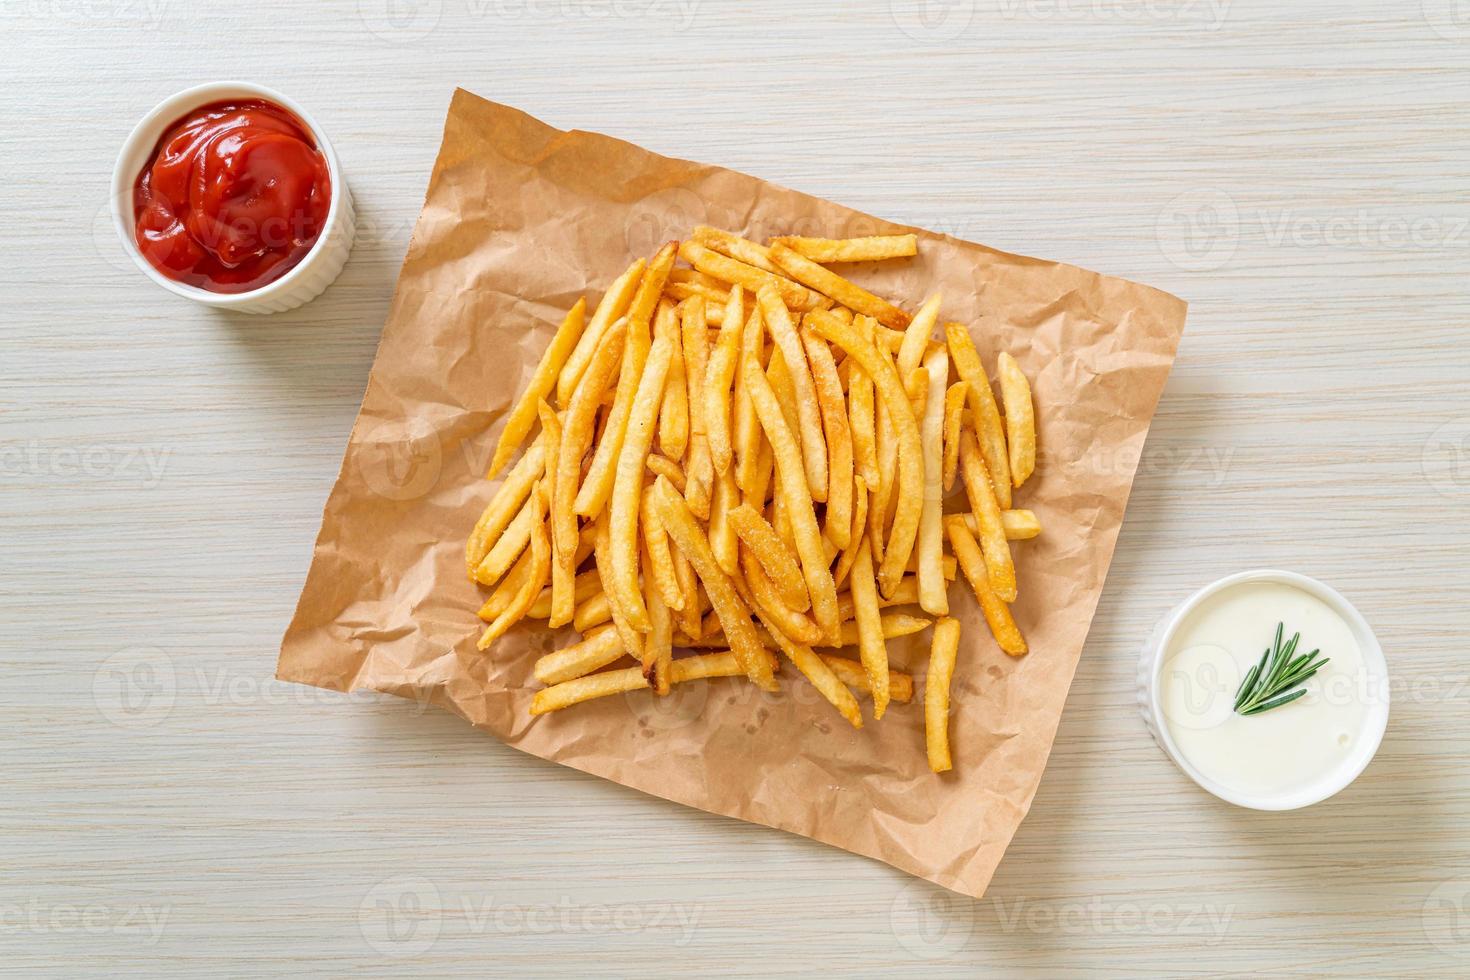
left=277, top=89, right=1187, bottom=899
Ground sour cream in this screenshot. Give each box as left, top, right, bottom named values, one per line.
left=1146, top=572, right=1388, bottom=809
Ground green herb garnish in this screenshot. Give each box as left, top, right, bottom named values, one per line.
left=1233, top=622, right=1330, bottom=716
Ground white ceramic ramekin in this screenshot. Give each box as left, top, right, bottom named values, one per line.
left=1138, top=569, right=1389, bottom=810
left=111, top=81, right=355, bottom=315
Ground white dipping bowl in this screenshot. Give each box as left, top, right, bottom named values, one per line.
left=111, top=81, right=355, bottom=315
left=1138, top=569, right=1389, bottom=810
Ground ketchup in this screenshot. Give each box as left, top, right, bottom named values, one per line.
left=133, top=99, right=332, bottom=293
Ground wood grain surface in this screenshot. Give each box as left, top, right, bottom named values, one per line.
left=3, top=2, right=1468, bottom=975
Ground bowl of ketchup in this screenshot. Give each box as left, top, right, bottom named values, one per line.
left=112, top=82, right=355, bottom=314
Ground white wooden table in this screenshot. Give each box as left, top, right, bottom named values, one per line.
left=5, top=2, right=1469, bottom=975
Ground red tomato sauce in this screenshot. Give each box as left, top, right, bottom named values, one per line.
left=133, top=98, right=332, bottom=293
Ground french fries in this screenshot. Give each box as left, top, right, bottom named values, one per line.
left=925, top=617, right=961, bottom=772
left=997, top=351, right=1036, bottom=487
left=769, top=243, right=910, bottom=330
left=465, top=230, right=1048, bottom=773
left=489, top=299, right=585, bottom=477
left=770, top=234, right=918, bottom=264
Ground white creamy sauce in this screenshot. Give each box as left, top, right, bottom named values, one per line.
left=1160, top=582, right=1369, bottom=798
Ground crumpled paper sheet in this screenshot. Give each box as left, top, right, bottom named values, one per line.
left=277, top=89, right=1187, bottom=899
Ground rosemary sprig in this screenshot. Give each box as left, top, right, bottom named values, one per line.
left=1233, top=622, right=1330, bottom=716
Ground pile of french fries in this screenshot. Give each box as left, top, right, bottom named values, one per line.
left=467, top=227, right=1040, bottom=773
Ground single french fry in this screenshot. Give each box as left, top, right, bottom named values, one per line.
left=896, top=293, right=942, bottom=381
left=467, top=443, right=545, bottom=577
left=679, top=240, right=822, bottom=311
left=961, top=510, right=1042, bottom=540
left=608, top=334, right=676, bottom=631
left=905, top=366, right=929, bottom=409
left=557, top=258, right=642, bottom=406
left=671, top=543, right=702, bottom=641
left=473, top=490, right=536, bottom=586
left=704, top=285, right=744, bottom=474
left=530, top=666, right=647, bottom=714
left=946, top=517, right=1026, bottom=655
left=681, top=295, right=709, bottom=442
left=849, top=538, right=890, bottom=719
left=770, top=234, right=918, bottom=264
left=477, top=544, right=536, bottom=622
left=760, top=618, right=862, bottom=729
left=536, top=400, right=573, bottom=626
left=663, top=280, right=729, bottom=308
left=642, top=544, right=674, bottom=694
left=668, top=267, right=725, bottom=289
left=727, top=503, right=809, bottom=611
left=848, top=341, right=879, bottom=488
left=530, top=649, right=766, bottom=715
left=572, top=589, right=612, bottom=634
left=693, top=225, right=782, bottom=273
left=527, top=568, right=602, bottom=621
left=959, top=429, right=1017, bottom=602
left=806, top=309, right=924, bottom=597
left=830, top=476, right=868, bottom=591
left=644, top=453, right=686, bottom=494
left=534, top=629, right=627, bottom=686
left=870, top=380, right=894, bottom=565
left=835, top=575, right=920, bottom=620
left=941, top=381, right=967, bottom=493
left=574, top=244, right=677, bottom=517
left=925, top=617, right=962, bottom=772
left=768, top=242, right=910, bottom=330
left=593, top=512, right=643, bottom=662
left=827, top=612, right=932, bottom=648
left=651, top=478, right=777, bottom=691
left=757, top=285, right=828, bottom=502
left=554, top=323, right=626, bottom=559
left=740, top=546, right=823, bottom=645
left=478, top=484, right=550, bottom=650
left=732, top=304, right=765, bottom=494
left=997, top=351, right=1036, bottom=488
left=640, top=490, right=684, bottom=611
left=656, top=300, right=688, bottom=461
left=945, top=321, right=1012, bottom=509
left=709, top=465, right=740, bottom=577
left=916, top=345, right=950, bottom=616
left=489, top=298, right=586, bottom=477
left=742, top=342, right=841, bottom=644
left=819, top=655, right=915, bottom=703
left=682, top=296, right=714, bottom=521
left=802, top=327, right=852, bottom=549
